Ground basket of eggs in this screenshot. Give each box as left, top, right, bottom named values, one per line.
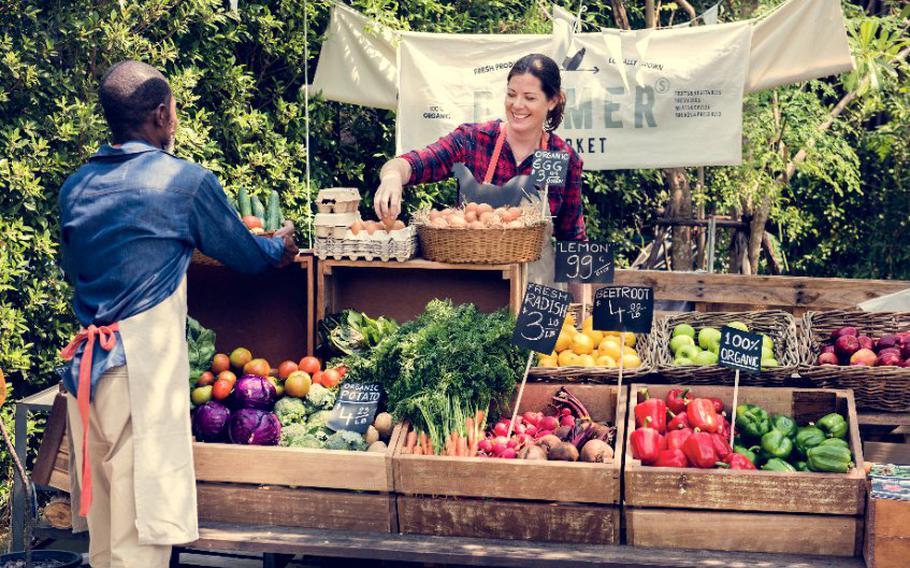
left=412, top=202, right=547, bottom=264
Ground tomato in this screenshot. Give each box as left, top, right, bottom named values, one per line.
left=311, top=371, right=324, bottom=386
left=243, top=358, right=271, bottom=377
left=277, top=360, right=298, bottom=379
left=211, top=353, right=230, bottom=374
left=217, top=370, right=237, bottom=387
left=284, top=371, right=312, bottom=398
left=242, top=215, right=263, bottom=230
left=298, top=356, right=321, bottom=375
left=321, top=369, right=341, bottom=389
left=197, top=371, right=215, bottom=387
left=335, top=365, right=348, bottom=378
left=212, top=379, right=233, bottom=400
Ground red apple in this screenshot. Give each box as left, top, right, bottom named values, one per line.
left=900, top=343, right=910, bottom=360
left=879, top=347, right=901, bottom=359
left=821, top=344, right=836, bottom=355
left=858, top=335, right=874, bottom=351
left=877, top=334, right=899, bottom=351
left=834, top=335, right=861, bottom=361
left=850, top=348, right=877, bottom=366
left=876, top=352, right=903, bottom=367
left=830, top=326, right=858, bottom=341
left=817, top=352, right=839, bottom=366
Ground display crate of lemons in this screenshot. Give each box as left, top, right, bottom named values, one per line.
left=653, top=310, right=800, bottom=386
left=528, top=309, right=654, bottom=383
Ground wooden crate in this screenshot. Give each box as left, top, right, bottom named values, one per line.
left=317, top=259, right=525, bottom=324
left=865, top=494, right=910, bottom=568
left=394, top=383, right=624, bottom=544
left=624, top=383, right=866, bottom=556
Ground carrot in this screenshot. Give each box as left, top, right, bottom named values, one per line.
left=458, top=436, right=468, bottom=457
left=451, top=432, right=461, bottom=456
left=405, top=430, right=418, bottom=453
left=413, top=445, right=424, bottom=455
left=465, top=418, right=475, bottom=448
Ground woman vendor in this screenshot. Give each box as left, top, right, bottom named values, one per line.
left=374, top=53, right=588, bottom=300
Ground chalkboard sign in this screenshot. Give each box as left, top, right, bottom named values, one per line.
left=530, top=150, right=570, bottom=187
left=512, top=283, right=572, bottom=354
left=555, top=241, right=614, bottom=284
left=327, top=382, right=382, bottom=434
left=592, top=286, right=654, bottom=333
left=718, top=326, right=763, bottom=374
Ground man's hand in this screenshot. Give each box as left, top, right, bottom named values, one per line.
left=275, top=220, right=298, bottom=267
left=374, top=174, right=403, bottom=221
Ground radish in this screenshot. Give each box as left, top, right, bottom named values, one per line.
left=500, top=448, right=517, bottom=459
left=525, top=425, right=538, bottom=437
left=515, top=424, right=527, bottom=435
left=535, top=429, right=554, bottom=439
left=560, top=408, right=572, bottom=416
left=506, top=438, right=518, bottom=449
left=560, top=415, right=576, bottom=427
left=478, top=438, right=493, bottom=453
left=538, top=415, right=559, bottom=432
left=523, top=412, right=541, bottom=426
left=493, top=422, right=509, bottom=437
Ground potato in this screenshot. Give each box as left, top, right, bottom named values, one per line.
left=367, top=441, right=387, bottom=453
left=373, top=412, right=393, bottom=441
left=364, top=425, right=380, bottom=445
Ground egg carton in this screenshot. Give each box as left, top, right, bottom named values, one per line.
left=316, top=187, right=360, bottom=214
left=314, top=227, right=418, bottom=262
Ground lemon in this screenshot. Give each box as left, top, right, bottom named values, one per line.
left=571, top=333, right=595, bottom=355
left=558, top=350, right=580, bottom=367
left=583, top=329, right=604, bottom=346
left=555, top=331, right=573, bottom=352
left=538, top=355, right=558, bottom=368
left=621, top=352, right=642, bottom=368
left=620, top=332, right=637, bottom=347
left=576, top=354, right=596, bottom=367
left=582, top=315, right=594, bottom=331
left=564, top=311, right=577, bottom=329
left=596, top=355, right=617, bottom=367
left=598, top=338, right=622, bottom=361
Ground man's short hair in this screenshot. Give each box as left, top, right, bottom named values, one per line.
left=98, top=60, right=172, bottom=142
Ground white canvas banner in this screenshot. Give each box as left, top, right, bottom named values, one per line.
left=398, top=22, right=751, bottom=169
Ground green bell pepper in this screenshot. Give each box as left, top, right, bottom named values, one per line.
left=771, top=415, right=797, bottom=438
left=818, top=437, right=849, bottom=449
left=795, top=426, right=826, bottom=456
left=736, top=403, right=771, bottom=440
left=807, top=444, right=853, bottom=473
left=733, top=444, right=760, bottom=465
left=760, top=429, right=793, bottom=460
left=761, top=457, right=797, bottom=472
left=794, top=460, right=810, bottom=472
left=817, top=412, right=848, bottom=439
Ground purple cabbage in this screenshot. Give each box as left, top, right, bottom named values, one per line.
left=229, top=408, right=281, bottom=445
left=192, top=401, right=232, bottom=443
left=232, top=374, right=277, bottom=410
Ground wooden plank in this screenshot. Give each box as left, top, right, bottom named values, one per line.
left=858, top=412, right=910, bottom=427
left=397, top=495, right=619, bottom=545
left=193, top=425, right=402, bottom=492
left=863, top=442, right=910, bottom=465
left=196, top=483, right=394, bottom=533
left=865, top=498, right=910, bottom=568
left=193, top=521, right=866, bottom=567
left=626, top=508, right=862, bottom=557
left=394, top=384, right=625, bottom=504
left=624, top=384, right=866, bottom=516
left=322, top=259, right=515, bottom=272
left=793, top=390, right=839, bottom=425
left=31, top=393, right=68, bottom=486
left=294, top=253, right=316, bottom=355
left=610, top=269, right=910, bottom=310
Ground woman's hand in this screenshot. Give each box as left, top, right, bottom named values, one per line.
left=374, top=158, right=411, bottom=220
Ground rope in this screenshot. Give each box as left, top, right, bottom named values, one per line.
left=304, top=0, right=313, bottom=249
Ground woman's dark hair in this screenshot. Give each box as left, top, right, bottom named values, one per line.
left=507, top=54, right=566, bottom=132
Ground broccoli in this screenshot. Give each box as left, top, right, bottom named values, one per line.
left=324, top=430, right=368, bottom=451
left=305, top=410, right=332, bottom=431
left=306, top=383, right=336, bottom=410
left=274, top=396, right=309, bottom=426
left=279, top=423, right=324, bottom=449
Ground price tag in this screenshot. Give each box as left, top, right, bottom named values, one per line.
left=555, top=241, right=614, bottom=284
left=327, top=382, right=381, bottom=434
left=512, top=283, right=572, bottom=354
left=593, top=286, right=654, bottom=333
left=718, top=326, right=763, bottom=374
left=530, top=150, right=570, bottom=187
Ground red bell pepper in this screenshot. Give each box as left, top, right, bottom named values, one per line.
left=652, top=448, right=689, bottom=468
left=707, top=397, right=725, bottom=414
left=667, top=410, right=691, bottom=431
left=630, top=418, right=664, bottom=464
left=686, top=398, right=720, bottom=433
left=665, top=388, right=692, bottom=414
left=665, top=427, right=693, bottom=451
left=710, top=433, right=733, bottom=460
left=682, top=430, right=718, bottom=468
left=634, top=388, right=667, bottom=433
left=716, top=417, right=732, bottom=439
left=719, top=453, right=756, bottom=470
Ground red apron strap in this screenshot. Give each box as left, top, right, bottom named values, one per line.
left=483, top=123, right=550, bottom=185
left=60, top=322, right=120, bottom=517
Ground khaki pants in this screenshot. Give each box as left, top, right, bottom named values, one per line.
left=66, top=365, right=172, bottom=568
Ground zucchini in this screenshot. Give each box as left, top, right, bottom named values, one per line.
left=267, top=190, right=282, bottom=231
left=238, top=187, right=252, bottom=218
left=251, top=194, right=266, bottom=221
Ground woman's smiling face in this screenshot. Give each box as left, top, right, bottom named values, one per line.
left=505, top=72, right=556, bottom=136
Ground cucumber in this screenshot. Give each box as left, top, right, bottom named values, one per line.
left=227, top=196, right=242, bottom=218
left=238, top=187, right=252, bottom=218
left=251, top=194, right=266, bottom=221
left=267, top=190, right=281, bottom=231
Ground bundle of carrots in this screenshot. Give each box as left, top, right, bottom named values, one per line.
left=401, top=410, right=486, bottom=457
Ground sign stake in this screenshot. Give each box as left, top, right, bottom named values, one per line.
left=729, top=368, right=740, bottom=448
left=507, top=352, right=535, bottom=439
left=618, top=337, right=625, bottom=391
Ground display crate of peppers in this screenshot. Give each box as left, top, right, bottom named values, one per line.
left=624, top=384, right=866, bottom=557
left=394, top=383, right=625, bottom=544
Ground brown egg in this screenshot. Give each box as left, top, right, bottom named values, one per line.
left=465, top=202, right=479, bottom=215
left=430, top=217, right=447, bottom=228
left=477, top=203, right=493, bottom=215
left=393, top=220, right=406, bottom=230
left=382, top=217, right=396, bottom=231
left=506, top=208, right=523, bottom=222
left=442, top=208, right=456, bottom=217
left=465, top=210, right=478, bottom=223
left=479, top=211, right=495, bottom=225
left=468, top=221, right=485, bottom=230
left=494, top=207, right=508, bottom=218
left=351, top=221, right=364, bottom=235
left=429, top=210, right=443, bottom=221
left=448, top=215, right=467, bottom=228
left=365, top=221, right=378, bottom=235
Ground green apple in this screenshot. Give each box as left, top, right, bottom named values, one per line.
left=673, top=324, right=696, bottom=339
left=694, top=350, right=718, bottom=366
left=698, top=327, right=721, bottom=351
left=762, top=345, right=774, bottom=361
left=677, top=345, right=701, bottom=361
left=675, top=357, right=694, bottom=366
left=762, top=334, right=773, bottom=349
left=670, top=334, right=695, bottom=353
left=728, top=321, right=749, bottom=332
left=762, top=358, right=779, bottom=367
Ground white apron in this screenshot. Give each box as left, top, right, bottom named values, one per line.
left=67, top=278, right=198, bottom=545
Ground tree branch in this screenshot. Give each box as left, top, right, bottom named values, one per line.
left=610, top=0, right=631, bottom=30
left=676, top=0, right=697, bottom=21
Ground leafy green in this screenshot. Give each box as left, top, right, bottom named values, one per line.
left=186, top=316, right=216, bottom=387
left=320, top=310, right=399, bottom=357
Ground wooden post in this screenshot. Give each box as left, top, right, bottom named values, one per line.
left=729, top=369, right=741, bottom=448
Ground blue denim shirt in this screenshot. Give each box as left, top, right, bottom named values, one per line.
left=59, top=141, right=284, bottom=396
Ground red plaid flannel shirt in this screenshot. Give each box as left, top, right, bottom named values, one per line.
left=400, top=120, right=587, bottom=241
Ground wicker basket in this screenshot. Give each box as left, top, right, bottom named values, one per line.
left=799, top=310, right=910, bottom=412
left=653, top=310, right=800, bottom=386
left=528, top=303, right=655, bottom=383
left=416, top=223, right=545, bottom=264
left=191, top=231, right=276, bottom=267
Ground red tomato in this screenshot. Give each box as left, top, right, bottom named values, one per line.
left=211, top=353, right=230, bottom=374
left=212, top=379, right=233, bottom=400
left=335, top=365, right=348, bottom=378
left=217, top=370, right=237, bottom=387
left=311, top=371, right=324, bottom=386
left=242, top=215, right=263, bottom=230
left=277, top=360, right=298, bottom=379
left=321, top=369, right=341, bottom=389
left=197, top=371, right=215, bottom=387
left=298, top=356, right=321, bottom=375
